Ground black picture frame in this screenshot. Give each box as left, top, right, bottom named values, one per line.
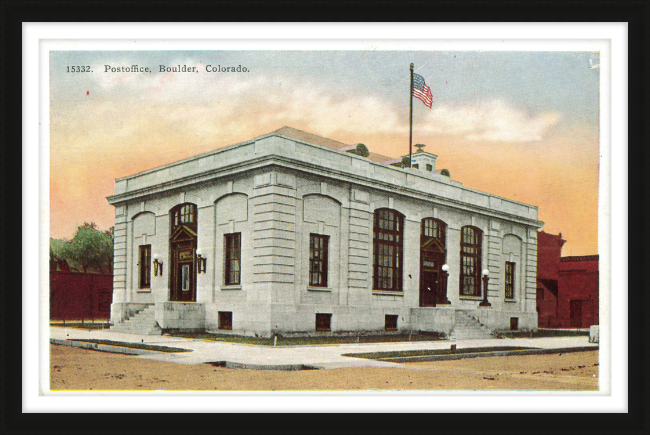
left=2, top=1, right=648, bottom=434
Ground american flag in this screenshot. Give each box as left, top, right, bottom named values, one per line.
left=412, top=73, right=433, bottom=108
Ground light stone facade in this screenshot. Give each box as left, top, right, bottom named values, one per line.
left=107, top=128, right=543, bottom=337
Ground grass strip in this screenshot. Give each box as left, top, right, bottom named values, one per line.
left=343, top=346, right=538, bottom=360
left=171, top=333, right=441, bottom=346
left=51, top=322, right=112, bottom=330
left=498, top=329, right=589, bottom=339
left=69, top=339, right=191, bottom=353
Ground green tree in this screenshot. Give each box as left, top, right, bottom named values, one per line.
left=440, top=169, right=451, bottom=177
left=50, top=222, right=113, bottom=274
left=346, top=143, right=370, bottom=158
left=354, top=143, right=370, bottom=158
left=401, top=156, right=412, bottom=168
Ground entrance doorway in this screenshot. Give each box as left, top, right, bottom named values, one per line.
left=420, top=268, right=439, bottom=307
left=570, top=300, right=583, bottom=328
left=169, top=203, right=198, bottom=302
left=419, top=218, right=447, bottom=307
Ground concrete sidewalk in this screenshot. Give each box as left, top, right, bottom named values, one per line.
left=50, top=326, right=598, bottom=370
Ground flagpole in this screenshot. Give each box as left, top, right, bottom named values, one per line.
left=409, top=63, right=414, bottom=169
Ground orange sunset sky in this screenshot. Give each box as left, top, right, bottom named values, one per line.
left=50, top=50, right=600, bottom=256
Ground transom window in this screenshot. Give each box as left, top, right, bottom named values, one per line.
left=309, top=234, right=329, bottom=287
left=460, top=226, right=482, bottom=296
left=505, top=262, right=515, bottom=299
left=373, top=209, right=404, bottom=291
left=421, top=218, right=446, bottom=246
left=138, top=245, right=151, bottom=289
left=171, top=203, right=196, bottom=230
left=224, top=233, right=241, bottom=285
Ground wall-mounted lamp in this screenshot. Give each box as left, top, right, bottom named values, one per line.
left=479, top=269, right=491, bottom=307
left=196, top=248, right=207, bottom=274
left=153, top=255, right=163, bottom=277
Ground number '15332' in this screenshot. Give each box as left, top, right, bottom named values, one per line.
left=67, top=66, right=92, bottom=72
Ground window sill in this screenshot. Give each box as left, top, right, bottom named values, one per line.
left=458, top=296, right=484, bottom=301
left=222, top=285, right=242, bottom=291
left=308, top=286, right=332, bottom=292
left=504, top=298, right=518, bottom=303
left=372, top=290, right=404, bottom=297
left=136, top=288, right=151, bottom=293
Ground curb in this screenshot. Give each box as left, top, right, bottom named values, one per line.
left=371, top=346, right=599, bottom=363
left=51, top=338, right=170, bottom=356
left=207, top=361, right=320, bottom=371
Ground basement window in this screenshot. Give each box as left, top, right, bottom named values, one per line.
left=315, top=313, right=331, bottom=332
left=510, top=317, right=519, bottom=331
left=218, top=311, right=233, bottom=330
left=385, top=315, right=398, bottom=331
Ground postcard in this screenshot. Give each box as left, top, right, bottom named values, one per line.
left=31, top=26, right=621, bottom=414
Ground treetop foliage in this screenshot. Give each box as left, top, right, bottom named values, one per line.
left=50, top=222, right=113, bottom=274
left=346, top=143, right=370, bottom=158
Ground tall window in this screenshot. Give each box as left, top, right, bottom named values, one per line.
left=460, top=226, right=482, bottom=296
left=224, top=233, right=241, bottom=285
left=373, top=209, right=404, bottom=291
left=139, top=245, right=151, bottom=289
left=505, top=261, right=515, bottom=299
left=309, top=234, right=329, bottom=287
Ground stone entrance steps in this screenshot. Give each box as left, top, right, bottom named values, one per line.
left=110, top=305, right=162, bottom=335
left=450, top=310, right=494, bottom=340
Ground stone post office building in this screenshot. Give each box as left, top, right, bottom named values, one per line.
left=107, top=127, right=544, bottom=337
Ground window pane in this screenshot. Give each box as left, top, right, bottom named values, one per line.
left=139, top=245, right=151, bottom=288
left=460, top=226, right=482, bottom=296
left=225, top=233, right=241, bottom=285
left=373, top=209, right=403, bottom=291
left=181, top=264, right=190, bottom=291
left=309, top=234, right=328, bottom=287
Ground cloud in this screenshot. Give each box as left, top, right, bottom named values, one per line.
left=79, top=67, right=407, bottom=139
left=424, top=100, right=560, bottom=142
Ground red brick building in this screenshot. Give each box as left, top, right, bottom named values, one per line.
left=50, top=268, right=113, bottom=321
left=536, top=231, right=599, bottom=328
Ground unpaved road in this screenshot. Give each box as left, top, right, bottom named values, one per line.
left=50, top=344, right=598, bottom=391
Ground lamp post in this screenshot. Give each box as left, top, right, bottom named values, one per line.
left=439, top=264, right=451, bottom=305
left=479, top=269, right=491, bottom=307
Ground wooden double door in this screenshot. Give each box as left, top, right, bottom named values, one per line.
left=420, top=251, right=445, bottom=307
left=169, top=226, right=197, bottom=302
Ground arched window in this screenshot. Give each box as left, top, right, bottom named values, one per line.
left=460, top=226, right=483, bottom=296
left=373, top=209, right=404, bottom=291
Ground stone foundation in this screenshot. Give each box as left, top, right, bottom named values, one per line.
left=155, top=302, right=206, bottom=331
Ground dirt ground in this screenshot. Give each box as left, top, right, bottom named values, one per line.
left=50, top=344, right=598, bottom=391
